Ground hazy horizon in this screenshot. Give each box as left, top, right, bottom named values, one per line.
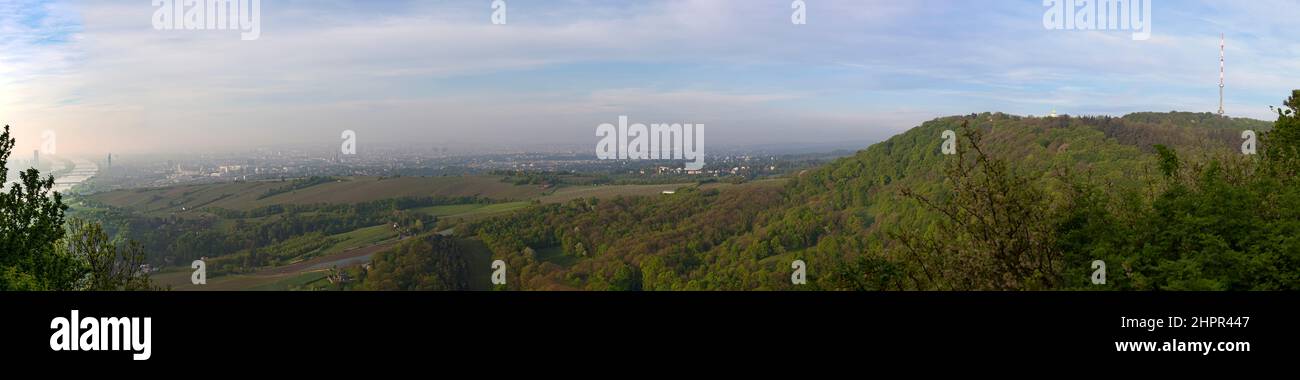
left=3, top=0, right=1297, bottom=156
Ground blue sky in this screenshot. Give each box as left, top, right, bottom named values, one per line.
left=1, top=0, right=1297, bottom=154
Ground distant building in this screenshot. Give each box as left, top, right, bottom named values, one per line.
left=327, top=270, right=352, bottom=285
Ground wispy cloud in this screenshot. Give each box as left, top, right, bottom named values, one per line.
left=1, top=0, right=1297, bottom=154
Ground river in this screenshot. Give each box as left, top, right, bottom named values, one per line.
left=53, top=158, right=99, bottom=193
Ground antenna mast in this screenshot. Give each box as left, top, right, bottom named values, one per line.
left=1218, top=34, right=1225, bottom=116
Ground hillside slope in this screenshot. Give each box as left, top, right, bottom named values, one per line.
left=466, top=111, right=1280, bottom=290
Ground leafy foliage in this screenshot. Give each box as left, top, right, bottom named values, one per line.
left=0, top=125, right=77, bottom=290
left=1, top=125, right=153, bottom=290
left=894, top=123, right=1063, bottom=290
left=361, top=235, right=474, bottom=290
left=59, top=219, right=154, bottom=291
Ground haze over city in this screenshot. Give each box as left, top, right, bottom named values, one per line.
left=2, top=0, right=1297, bottom=156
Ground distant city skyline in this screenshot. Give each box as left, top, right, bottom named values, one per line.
left=2, top=0, right=1297, bottom=156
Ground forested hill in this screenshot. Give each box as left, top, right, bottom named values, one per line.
left=1122, top=112, right=1273, bottom=130
left=747, top=111, right=1272, bottom=290
left=465, top=107, right=1297, bottom=291
left=780, top=111, right=1263, bottom=242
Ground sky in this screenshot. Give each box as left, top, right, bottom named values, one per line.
left=0, top=0, right=1297, bottom=155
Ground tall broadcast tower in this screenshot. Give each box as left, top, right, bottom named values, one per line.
left=1218, top=33, right=1226, bottom=116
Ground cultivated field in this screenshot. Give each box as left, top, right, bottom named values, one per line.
left=89, top=176, right=548, bottom=214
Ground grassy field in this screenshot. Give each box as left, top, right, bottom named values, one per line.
left=254, top=176, right=543, bottom=206
left=151, top=268, right=304, bottom=291
left=321, top=224, right=398, bottom=255
left=89, top=176, right=548, bottom=215
left=247, top=271, right=331, bottom=291
left=536, top=179, right=787, bottom=204
left=89, top=175, right=785, bottom=216
left=411, top=203, right=485, bottom=216
left=537, top=183, right=693, bottom=203
left=413, top=201, right=532, bottom=222
left=163, top=271, right=330, bottom=291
